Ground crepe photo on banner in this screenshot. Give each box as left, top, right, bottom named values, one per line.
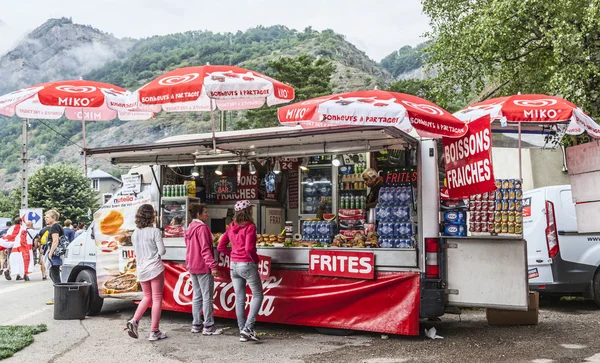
left=93, top=190, right=152, bottom=299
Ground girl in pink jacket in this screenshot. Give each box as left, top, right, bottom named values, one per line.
left=217, top=200, right=263, bottom=342
left=185, top=204, right=223, bottom=335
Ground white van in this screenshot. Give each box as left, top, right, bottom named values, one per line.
left=525, top=185, right=600, bottom=305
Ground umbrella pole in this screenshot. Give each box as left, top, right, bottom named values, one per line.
left=210, top=98, right=216, bottom=152
left=82, top=117, right=87, bottom=176
left=20, top=118, right=28, bottom=209
left=518, top=121, right=522, bottom=181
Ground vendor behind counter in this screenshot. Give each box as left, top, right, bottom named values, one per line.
left=362, top=168, right=382, bottom=209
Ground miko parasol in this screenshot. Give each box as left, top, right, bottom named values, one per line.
left=104, top=65, right=295, bottom=151
left=277, top=90, right=468, bottom=138
left=454, top=94, right=600, bottom=139
left=0, top=79, right=153, bottom=207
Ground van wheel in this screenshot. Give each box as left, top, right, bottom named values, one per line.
left=593, top=270, right=600, bottom=308
left=76, top=269, right=104, bottom=316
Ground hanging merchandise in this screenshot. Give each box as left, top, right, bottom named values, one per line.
left=265, top=172, right=277, bottom=193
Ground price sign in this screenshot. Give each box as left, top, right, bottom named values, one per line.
left=278, top=157, right=298, bottom=171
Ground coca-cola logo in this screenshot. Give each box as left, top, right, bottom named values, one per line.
left=513, top=99, right=557, bottom=107
left=172, top=272, right=281, bottom=316
left=158, top=73, right=200, bottom=86
left=402, top=101, right=444, bottom=115
left=56, top=85, right=97, bottom=93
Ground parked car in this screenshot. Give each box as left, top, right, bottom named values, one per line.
left=525, top=185, right=600, bottom=306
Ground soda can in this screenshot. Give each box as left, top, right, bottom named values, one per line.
left=475, top=201, right=482, bottom=211
left=514, top=179, right=522, bottom=189
left=516, top=189, right=523, bottom=199
left=501, top=212, right=509, bottom=222
left=508, top=223, right=515, bottom=234
left=515, top=200, right=522, bottom=212
left=502, top=179, right=510, bottom=189
left=473, top=212, right=482, bottom=222
left=482, top=192, right=489, bottom=200
left=495, top=179, right=502, bottom=189
left=488, top=211, right=495, bottom=222
left=488, top=201, right=496, bottom=211
left=494, top=212, right=502, bottom=223
left=469, top=201, right=476, bottom=210
left=515, top=223, right=523, bottom=234
left=481, top=223, right=488, bottom=233
left=508, top=212, right=516, bottom=223
left=502, top=190, right=510, bottom=200
left=494, top=222, right=502, bottom=233
left=495, top=190, right=503, bottom=200
left=481, top=201, right=489, bottom=211
left=508, top=179, right=516, bottom=189
left=488, top=222, right=495, bottom=232
left=495, top=200, right=503, bottom=211
left=481, top=212, right=488, bottom=222
left=489, top=192, right=496, bottom=201
left=470, top=194, right=476, bottom=201
left=473, top=222, right=482, bottom=232
left=501, top=222, right=508, bottom=233
left=508, top=200, right=515, bottom=211
left=515, top=213, right=523, bottom=223
left=475, top=193, right=482, bottom=200
left=469, top=222, right=475, bottom=231
left=502, top=200, right=509, bottom=211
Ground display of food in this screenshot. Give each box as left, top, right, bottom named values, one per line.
left=331, top=232, right=378, bottom=248
left=102, top=273, right=139, bottom=295
left=257, top=234, right=285, bottom=247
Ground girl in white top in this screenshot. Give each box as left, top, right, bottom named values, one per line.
left=126, top=204, right=167, bottom=341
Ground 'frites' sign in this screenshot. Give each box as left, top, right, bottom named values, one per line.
left=309, top=250, right=375, bottom=279
left=443, top=115, right=496, bottom=198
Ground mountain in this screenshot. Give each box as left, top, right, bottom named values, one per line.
left=0, top=19, right=422, bottom=190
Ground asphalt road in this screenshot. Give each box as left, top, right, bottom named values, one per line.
left=2, top=266, right=599, bottom=363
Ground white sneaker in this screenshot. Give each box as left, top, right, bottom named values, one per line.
left=126, top=319, right=139, bottom=339
left=148, top=330, right=167, bottom=341
left=202, top=325, right=223, bottom=335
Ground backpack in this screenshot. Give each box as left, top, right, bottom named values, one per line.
left=53, top=235, right=71, bottom=257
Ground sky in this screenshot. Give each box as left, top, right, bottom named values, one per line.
left=0, top=0, right=431, bottom=61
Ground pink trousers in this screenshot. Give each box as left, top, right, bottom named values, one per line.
left=133, top=271, right=165, bottom=332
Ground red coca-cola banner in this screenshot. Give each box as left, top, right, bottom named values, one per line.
left=443, top=115, right=496, bottom=198
left=309, top=250, right=375, bottom=279
left=214, top=251, right=272, bottom=281
left=162, top=261, right=420, bottom=336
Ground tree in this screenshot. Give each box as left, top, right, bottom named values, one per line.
left=28, top=164, right=99, bottom=223
left=0, top=189, right=20, bottom=218
left=422, top=0, right=600, bottom=118
left=235, top=54, right=335, bottom=129
left=388, top=78, right=471, bottom=113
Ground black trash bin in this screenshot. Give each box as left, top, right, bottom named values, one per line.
left=54, top=282, right=90, bottom=320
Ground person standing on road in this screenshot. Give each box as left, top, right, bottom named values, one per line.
left=217, top=200, right=263, bottom=342
left=0, top=217, right=23, bottom=280
left=74, top=222, right=86, bottom=238
left=34, top=226, right=50, bottom=280
left=44, top=210, right=65, bottom=287
left=126, top=204, right=168, bottom=341
left=185, top=204, right=223, bottom=336
left=11, top=220, right=34, bottom=282
left=63, top=219, right=75, bottom=242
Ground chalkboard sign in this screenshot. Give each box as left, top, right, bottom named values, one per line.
left=209, top=177, right=237, bottom=194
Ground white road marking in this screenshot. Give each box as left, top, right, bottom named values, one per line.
left=561, top=344, right=587, bottom=349
left=584, top=353, right=600, bottom=363
left=5, top=306, right=52, bottom=325
left=532, top=359, right=554, bottom=363
left=363, top=359, right=408, bottom=363
left=0, top=280, right=48, bottom=294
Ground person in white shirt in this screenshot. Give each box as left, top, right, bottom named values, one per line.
left=125, top=204, right=167, bottom=341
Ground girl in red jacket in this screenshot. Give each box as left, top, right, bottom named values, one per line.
left=217, top=200, right=263, bottom=342
left=185, top=204, right=223, bottom=335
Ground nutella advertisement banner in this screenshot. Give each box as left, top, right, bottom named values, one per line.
left=94, top=191, right=152, bottom=299
left=443, top=115, right=496, bottom=199
left=162, top=261, right=420, bottom=336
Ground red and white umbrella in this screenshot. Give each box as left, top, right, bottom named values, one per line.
left=277, top=90, right=468, bottom=138
left=0, top=80, right=153, bottom=175
left=104, top=65, right=295, bottom=151
left=105, top=65, right=295, bottom=113
left=0, top=80, right=152, bottom=121
left=454, top=94, right=600, bottom=138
